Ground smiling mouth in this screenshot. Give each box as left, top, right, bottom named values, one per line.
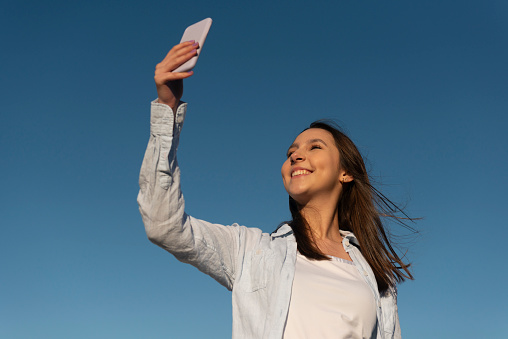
left=292, top=169, right=312, bottom=177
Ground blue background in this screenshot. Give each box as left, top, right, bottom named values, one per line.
left=1, top=0, right=507, bottom=338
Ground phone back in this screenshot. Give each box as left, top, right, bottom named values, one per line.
left=173, top=18, right=212, bottom=73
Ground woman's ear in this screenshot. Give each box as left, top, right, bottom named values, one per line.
left=340, top=173, right=354, bottom=183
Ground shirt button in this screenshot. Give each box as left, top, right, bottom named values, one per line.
left=363, top=271, right=368, bottom=276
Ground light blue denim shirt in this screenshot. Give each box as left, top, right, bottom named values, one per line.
left=138, top=101, right=402, bottom=339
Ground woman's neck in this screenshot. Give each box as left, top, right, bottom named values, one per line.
left=299, top=201, right=352, bottom=260
left=300, top=200, right=342, bottom=242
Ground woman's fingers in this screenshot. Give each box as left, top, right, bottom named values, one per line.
left=169, top=40, right=199, bottom=58
left=165, top=40, right=196, bottom=58
left=154, top=44, right=198, bottom=86
left=158, top=41, right=199, bottom=72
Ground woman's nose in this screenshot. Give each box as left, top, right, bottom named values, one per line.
left=290, top=151, right=305, bottom=163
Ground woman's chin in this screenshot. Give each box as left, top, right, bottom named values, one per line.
left=289, top=192, right=311, bottom=206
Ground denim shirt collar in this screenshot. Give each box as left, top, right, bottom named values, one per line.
left=272, top=223, right=360, bottom=247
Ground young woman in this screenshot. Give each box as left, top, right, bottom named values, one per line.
left=138, top=41, right=413, bottom=339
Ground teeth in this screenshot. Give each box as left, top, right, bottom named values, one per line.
left=292, top=170, right=311, bottom=177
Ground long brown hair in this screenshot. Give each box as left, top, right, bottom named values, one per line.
left=288, top=120, right=415, bottom=293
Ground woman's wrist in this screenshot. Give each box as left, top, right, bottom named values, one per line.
left=156, top=97, right=179, bottom=114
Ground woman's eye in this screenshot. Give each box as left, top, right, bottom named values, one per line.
left=286, top=151, right=294, bottom=158
left=311, top=144, right=322, bottom=150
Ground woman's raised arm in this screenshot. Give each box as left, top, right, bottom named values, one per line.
left=138, top=43, right=266, bottom=290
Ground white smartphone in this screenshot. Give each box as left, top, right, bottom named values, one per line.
left=173, top=18, right=213, bottom=73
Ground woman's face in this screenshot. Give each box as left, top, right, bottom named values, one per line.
left=281, top=128, right=348, bottom=205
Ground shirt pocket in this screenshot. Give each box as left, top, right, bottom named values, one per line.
left=241, top=249, right=276, bottom=292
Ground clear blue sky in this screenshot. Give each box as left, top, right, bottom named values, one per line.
left=1, top=0, right=507, bottom=338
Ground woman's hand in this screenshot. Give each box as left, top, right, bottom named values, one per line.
left=154, top=41, right=199, bottom=113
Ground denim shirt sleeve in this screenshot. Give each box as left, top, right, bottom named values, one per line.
left=381, top=285, right=402, bottom=339
left=137, top=100, right=242, bottom=290
left=392, top=286, right=402, bottom=338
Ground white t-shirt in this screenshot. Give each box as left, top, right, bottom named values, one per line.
left=283, top=252, right=377, bottom=338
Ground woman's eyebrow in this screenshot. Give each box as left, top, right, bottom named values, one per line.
left=308, top=138, right=328, bottom=146
left=286, top=143, right=297, bottom=155
left=286, top=138, right=328, bottom=154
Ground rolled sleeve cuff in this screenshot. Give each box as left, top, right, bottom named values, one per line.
left=150, top=99, right=187, bottom=136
